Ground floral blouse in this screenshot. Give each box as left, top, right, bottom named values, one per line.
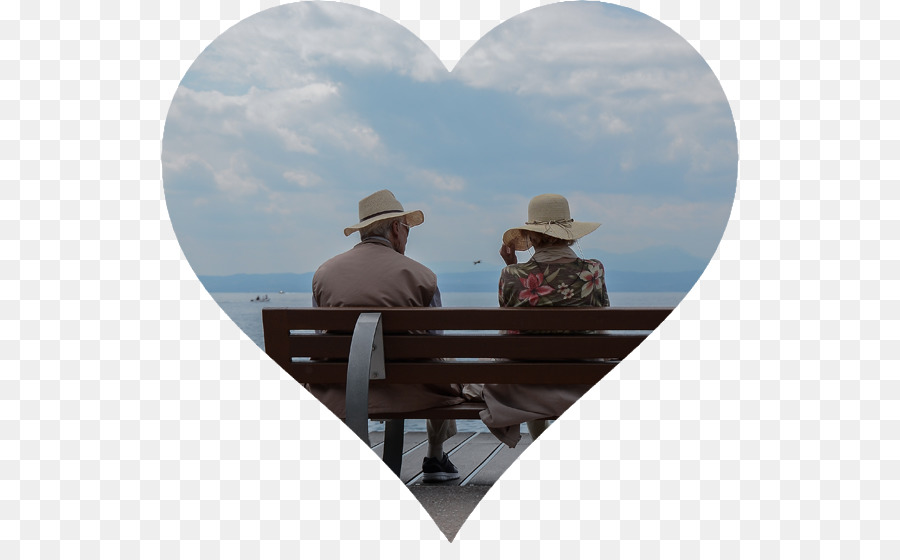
left=499, top=258, right=611, bottom=308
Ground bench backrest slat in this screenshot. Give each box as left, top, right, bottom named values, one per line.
left=263, top=307, right=672, bottom=332
left=288, top=333, right=647, bottom=360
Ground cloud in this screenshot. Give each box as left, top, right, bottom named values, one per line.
left=163, top=77, right=390, bottom=210
left=168, top=83, right=354, bottom=154
left=455, top=4, right=707, bottom=101
left=566, top=191, right=733, bottom=257
left=161, top=151, right=209, bottom=174
left=451, top=2, right=736, bottom=181
left=411, top=169, right=467, bottom=192
left=546, top=104, right=633, bottom=139
left=282, top=170, right=321, bottom=189
left=214, top=155, right=263, bottom=196
left=181, top=2, right=447, bottom=92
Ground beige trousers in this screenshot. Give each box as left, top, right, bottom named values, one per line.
left=427, top=419, right=457, bottom=445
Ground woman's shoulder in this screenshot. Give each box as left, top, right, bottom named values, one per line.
left=551, top=257, right=604, bottom=271
left=501, top=260, right=540, bottom=276
left=577, top=257, right=604, bottom=269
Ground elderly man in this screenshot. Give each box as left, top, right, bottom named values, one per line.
left=309, top=189, right=464, bottom=482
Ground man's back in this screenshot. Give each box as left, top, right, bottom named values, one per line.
left=313, top=238, right=438, bottom=308
left=307, top=236, right=461, bottom=418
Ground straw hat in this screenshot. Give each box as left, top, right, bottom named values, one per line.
left=502, top=194, right=601, bottom=251
left=343, top=189, right=425, bottom=237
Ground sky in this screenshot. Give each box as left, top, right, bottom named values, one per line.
left=161, top=1, right=738, bottom=278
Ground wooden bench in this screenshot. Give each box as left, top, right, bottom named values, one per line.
left=262, top=307, right=673, bottom=475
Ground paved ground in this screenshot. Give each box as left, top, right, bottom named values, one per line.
left=408, top=485, right=491, bottom=541
left=370, top=430, right=531, bottom=540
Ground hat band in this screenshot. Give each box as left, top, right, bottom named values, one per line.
left=526, top=218, right=574, bottom=227
left=360, top=208, right=403, bottom=222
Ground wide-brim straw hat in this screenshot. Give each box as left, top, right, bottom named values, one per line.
left=343, top=189, right=425, bottom=237
left=502, top=193, right=601, bottom=251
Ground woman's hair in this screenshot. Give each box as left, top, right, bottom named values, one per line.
left=528, top=232, right=575, bottom=248
left=359, top=218, right=398, bottom=240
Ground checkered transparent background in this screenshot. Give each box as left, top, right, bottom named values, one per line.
left=3, top=0, right=898, bottom=557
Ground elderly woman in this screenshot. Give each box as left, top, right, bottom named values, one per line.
left=478, top=193, right=611, bottom=447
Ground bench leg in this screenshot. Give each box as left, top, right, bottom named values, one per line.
left=382, top=419, right=404, bottom=476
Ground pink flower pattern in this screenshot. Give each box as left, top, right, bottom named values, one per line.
left=518, top=273, right=554, bottom=306
left=578, top=262, right=603, bottom=298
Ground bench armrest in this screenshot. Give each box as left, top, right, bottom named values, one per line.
left=344, top=313, right=385, bottom=445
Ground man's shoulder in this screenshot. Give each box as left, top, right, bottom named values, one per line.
left=315, top=242, right=436, bottom=280
left=396, top=252, right=435, bottom=276
left=359, top=241, right=435, bottom=278
left=313, top=247, right=352, bottom=275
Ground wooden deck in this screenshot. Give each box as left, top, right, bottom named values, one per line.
left=368, top=430, right=531, bottom=486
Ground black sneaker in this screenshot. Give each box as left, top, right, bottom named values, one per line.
left=421, top=453, right=460, bottom=482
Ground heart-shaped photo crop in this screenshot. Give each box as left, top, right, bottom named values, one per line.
left=162, top=0, right=737, bottom=540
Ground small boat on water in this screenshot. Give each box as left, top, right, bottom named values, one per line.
left=251, top=295, right=270, bottom=302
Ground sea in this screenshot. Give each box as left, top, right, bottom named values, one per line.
left=212, top=291, right=684, bottom=433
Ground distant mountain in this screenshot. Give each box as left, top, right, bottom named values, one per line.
left=198, top=267, right=704, bottom=294
left=604, top=270, right=703, bottom=293
left=592, top=246, right=710, bottom=274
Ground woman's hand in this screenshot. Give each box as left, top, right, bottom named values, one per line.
left=499, top=243, right=517, bottom=265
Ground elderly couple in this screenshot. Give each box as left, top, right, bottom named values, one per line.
left=309, top=189, right=610, bottom=482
